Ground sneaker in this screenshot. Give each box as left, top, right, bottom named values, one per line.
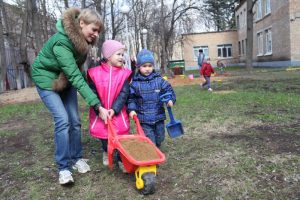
left=208, top=88, right=213, bottom=92
left=72, top=159, right=91, bottom=173
left=118, top=161, right=127, bottom=173
left=59, top=170, right=74, bottom=185
left=102, top=152, right=108, bottom=166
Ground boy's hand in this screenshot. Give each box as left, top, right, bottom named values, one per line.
left=167, top=100, right=173, bottom=107
left=99, top=107, right=109, bottom=124
left=108, top=109, right=115, bottom=119
left=129, top=111, right=137, bottom=119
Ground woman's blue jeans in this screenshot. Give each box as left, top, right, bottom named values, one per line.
left=36, top=86, right=82, bottom=171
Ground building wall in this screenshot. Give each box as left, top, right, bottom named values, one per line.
left=236, top=2, right=247, bottom=62
left=181, top=31, right=238, bottom=69
left=290, top=0, right=300, bottom=63
left=253, top=0, right=291, bottom=63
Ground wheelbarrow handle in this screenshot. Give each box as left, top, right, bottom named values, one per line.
left=133, top=115, right=146, bottom=137
left=107, top=119, right=117, bottom=138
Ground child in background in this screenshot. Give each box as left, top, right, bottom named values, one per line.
left=201, top=57, right=215, bottom=92
left=127, top=49, right=176, bottom=148
left=87, top=40, right=131, bottom=171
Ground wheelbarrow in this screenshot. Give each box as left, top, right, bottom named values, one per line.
left=160, top=93, right=184, bottom=138
left=107, top=115, right=166, bottom=195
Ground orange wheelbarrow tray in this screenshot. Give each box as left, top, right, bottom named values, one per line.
left=107, top=115, right=166, bottom=194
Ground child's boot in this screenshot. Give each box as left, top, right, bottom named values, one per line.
left=102, top=152, right=108, bottom=166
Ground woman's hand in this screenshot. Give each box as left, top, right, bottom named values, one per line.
left=98, top=107, right=109, bottom=124
left=108, top=109, right=115, bottom=119
left=167, top=100, right=173, bottom=107
left=129, top=111, right=137, bottom=119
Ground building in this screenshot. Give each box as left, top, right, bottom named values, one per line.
left=181, top=30, right=239, bottom=70
left=181, top=0, right=300, bottom=69
left=236, top=0, right=300, bottom=67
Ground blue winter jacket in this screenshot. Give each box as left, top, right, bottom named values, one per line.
left=127, top=71, right=176, bottom=125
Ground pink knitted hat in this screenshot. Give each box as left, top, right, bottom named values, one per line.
left=101, top=40, right=125, bottom=59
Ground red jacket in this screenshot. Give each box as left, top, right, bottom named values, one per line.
left=87, top=63, right=131, bottom=139
left=201, top=62, right=214, bottom=77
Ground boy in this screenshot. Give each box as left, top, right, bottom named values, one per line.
left=127, top=49, right=176, bottom=148
left=201, top=57, right=215, bottom=91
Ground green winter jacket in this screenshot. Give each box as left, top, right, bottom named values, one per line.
left=31, top=8, right=100, bottom=107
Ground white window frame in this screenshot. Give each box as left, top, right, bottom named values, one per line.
left=256, top=0, right=262, bottom=20
left=193, top=46, right=209, bottom=61
left=265, top=0, right=271, bottom=15
left=257, top=32, right=264, bottom=56
left=217, top=44, right=232, bottom=58
left=265, top=28, right=272, bottom=55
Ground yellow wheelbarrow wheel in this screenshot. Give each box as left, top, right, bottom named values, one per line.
left=135, top=165, right=157, bottom=195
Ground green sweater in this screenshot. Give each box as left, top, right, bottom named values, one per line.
left=31, top=20, right=100, bottom=107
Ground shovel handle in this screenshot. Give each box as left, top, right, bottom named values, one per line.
left=167, top=106, right=176, bottom=123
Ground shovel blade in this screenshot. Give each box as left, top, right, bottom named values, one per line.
left=166, top=121, right=184, bottom=138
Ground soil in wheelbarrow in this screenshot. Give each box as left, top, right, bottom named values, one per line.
left=120, top=139, right=160, bottom=161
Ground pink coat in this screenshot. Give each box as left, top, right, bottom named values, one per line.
left=88, top=63, right=131, bottom=139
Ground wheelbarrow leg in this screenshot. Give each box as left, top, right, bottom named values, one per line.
left=135, top=165, right=157, bottom=195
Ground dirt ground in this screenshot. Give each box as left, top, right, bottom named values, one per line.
left=0, top=75, right=215, bottom=106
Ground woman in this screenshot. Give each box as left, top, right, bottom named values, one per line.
left=31, top=7, right=104, bottom=185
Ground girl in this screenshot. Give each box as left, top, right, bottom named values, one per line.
left=31, top=8, right=104, bottom=184
left=87, top=40, right=131, bottom=172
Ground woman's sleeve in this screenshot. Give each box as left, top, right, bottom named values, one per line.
left=53, top=42, right=100, bottom=107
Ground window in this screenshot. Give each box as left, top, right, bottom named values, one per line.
left=193, top=46, right=209, bottom=60
left=265, top=28, right=272, bottom=54
left=256, top=0, right=262, bottom=20
left=257, top=32, right=264, bottom=55
left=238, top=41, right=241, bottom=55
left=265, top=0, right=271, bottom=15
left=237, top=15, right=240, bottom=29
left=242, top=40, right=245, bottom=55
left=217, top=44, right=232, bottom=58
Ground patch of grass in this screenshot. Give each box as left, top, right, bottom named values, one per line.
left=1, top=69, right=300, bottom=199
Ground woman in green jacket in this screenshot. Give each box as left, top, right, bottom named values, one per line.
left=32, top=7, right=105, bottom=185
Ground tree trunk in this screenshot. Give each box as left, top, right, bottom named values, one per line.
left=64, top=0, right=69, bottom=9
left=19, top=0, right=29, bottom=81
left=246, top=0, right=258, bottom=70
left=0, top=0, right=7, bottom=92
left=81, top=0, right=86, bottom=8
left=30, top=0, right=43, bottom=51
left=160, top=0, right=166, bottom=74
left=41, top=0, right=49, bottom=41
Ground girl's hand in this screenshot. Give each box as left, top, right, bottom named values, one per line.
left=129, top=111, right=137, bottom=119
left=99, top=107, right=109, bottom=124
left=108, top=109, right=115, bottom=119
left=167, top=100, right=173, bottom=107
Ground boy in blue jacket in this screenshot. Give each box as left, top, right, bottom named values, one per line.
left=127, top=49, right=176, bottom=148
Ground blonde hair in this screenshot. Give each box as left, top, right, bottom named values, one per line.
left=78, top=8, right=104, bottom=32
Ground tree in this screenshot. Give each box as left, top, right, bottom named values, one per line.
left=158, top=0, right=200, bottom=72
left=246, top=0, right=258, bottom=70
left=0, top=0, right=7, bottom=91
left=203, top=0, right=237, bottom=31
